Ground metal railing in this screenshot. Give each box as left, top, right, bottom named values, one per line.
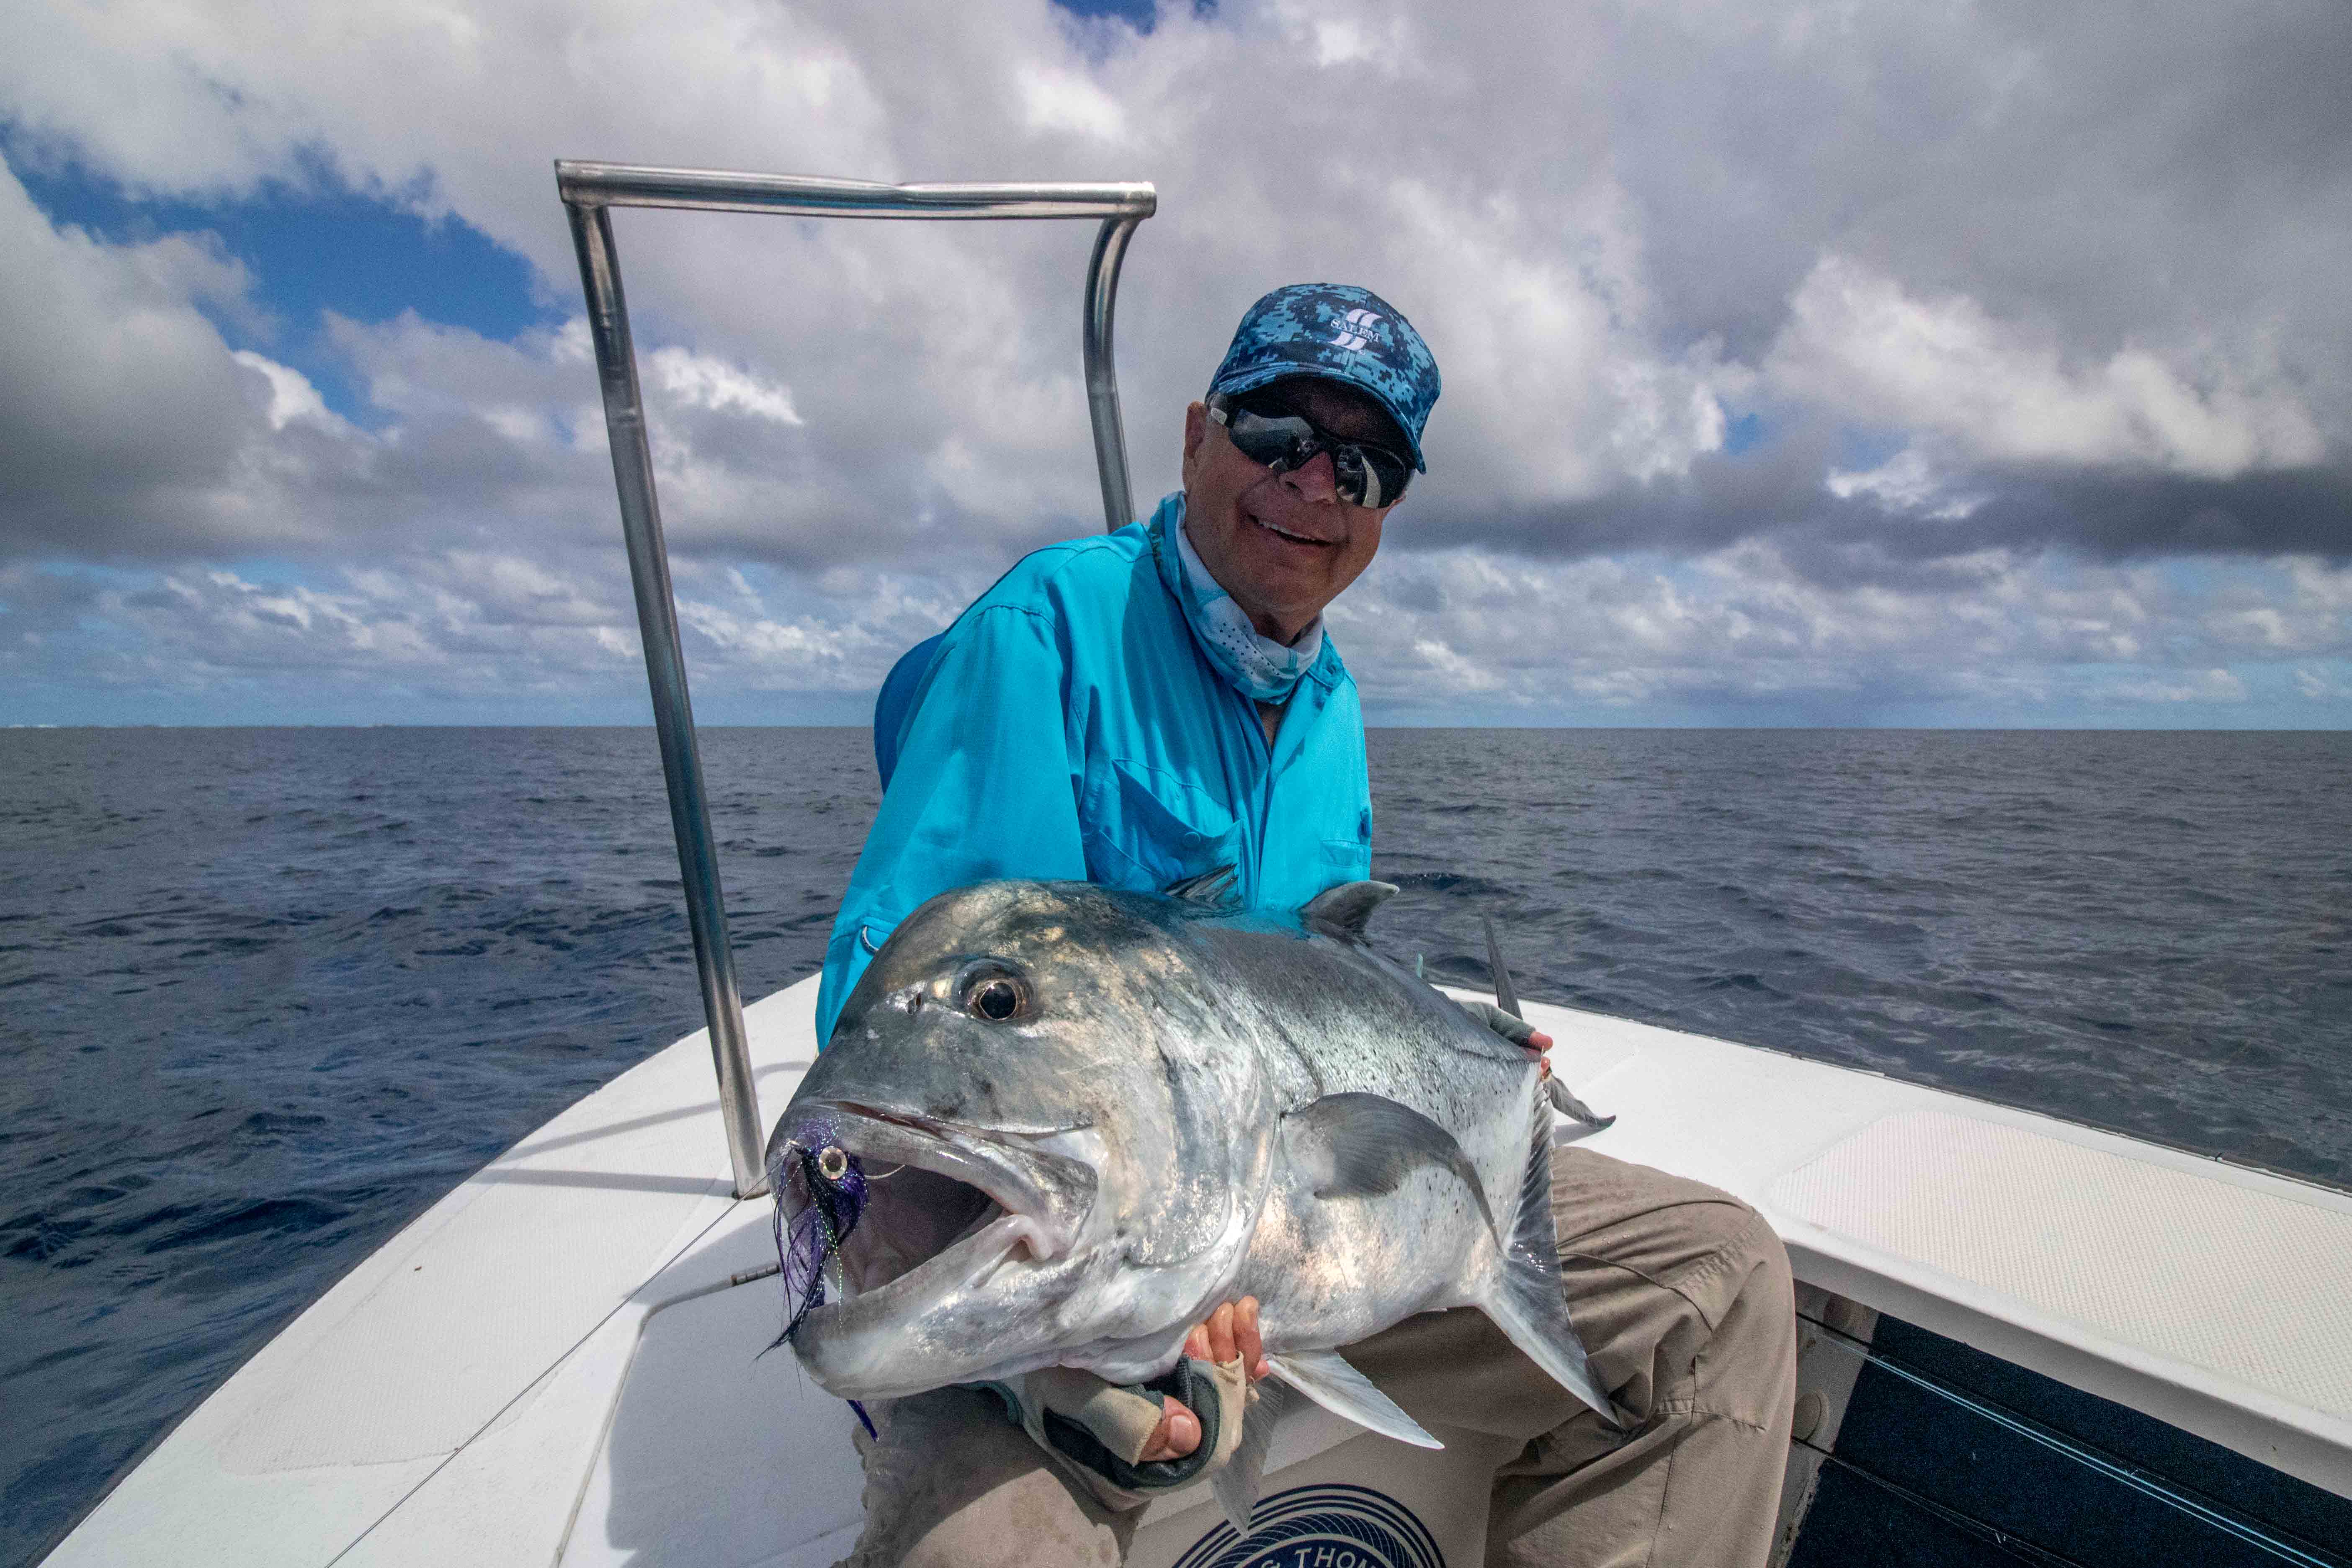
left=557, top=160, right=1157, bottom=1198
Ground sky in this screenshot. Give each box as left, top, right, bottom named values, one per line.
left=2, top=0, right=2348, bottom=727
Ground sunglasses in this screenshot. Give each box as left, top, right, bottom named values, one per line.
left=1207, top=392, right=1414, bottom=509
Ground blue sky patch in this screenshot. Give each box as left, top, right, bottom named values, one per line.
left=1053, top=0, right=1220, bottom=33
left=1831, top=426, right=1911, bottom=474
left=8, top=138, right=552, bottom=423
left=1721, top=410, right=1767, bottom=456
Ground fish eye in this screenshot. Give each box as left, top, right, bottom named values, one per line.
left=971, top=977, right=1022, bottom=1020
left=956, top=963, right=1030, bottom=1022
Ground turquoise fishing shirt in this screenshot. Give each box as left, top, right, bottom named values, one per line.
left=813, top=493, right=1374, bottom=1045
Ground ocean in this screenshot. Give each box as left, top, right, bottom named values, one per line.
left=2, top=725, right=2347, bottom=1564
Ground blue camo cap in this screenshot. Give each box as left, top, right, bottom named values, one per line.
left=1207, top=284, right=1440, bottom=472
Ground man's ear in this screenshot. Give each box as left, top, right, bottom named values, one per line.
left=1180, top=401, right=1209, bottom=481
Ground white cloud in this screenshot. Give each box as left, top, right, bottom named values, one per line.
left=229, top=352, right=344, bottom=432
left=649, top=347, right=804, bottom=426
left=90, top=557, right=633, bottom=684
left=0, top=546, right=1002, bottom=711
left=1371, top=176, right=1741, bottom=504
left=2294, top=667, right=2351, bottom=701
left=1277, top=5, right=1415, bottom=76
left=1770, top=256, right=2327, bottom=478
left=2201, top=556, right=2352, bottom=654
left=1015, top=62, right=1127, bottom=142
left=2102, top=668, right=2247, bottom=705
left=0, top=158, right=290, bottom=554
left=10, top=541, right=2349, bottom=721
left=1824, top=448, right=1983, bottom=521
left=1322, top=544, right=2347, bottom=717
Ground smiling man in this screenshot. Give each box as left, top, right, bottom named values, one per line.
left=818, top=287, right=1795, bottom=1568
left=814, top=285, right=1428, bottom=1050
left=1182, top=373, right=1399, bottom=652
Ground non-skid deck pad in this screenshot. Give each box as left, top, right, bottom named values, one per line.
left=1772, top=1110, right=2352, bottom=1419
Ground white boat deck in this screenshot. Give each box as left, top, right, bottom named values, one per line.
left=43, top=974, right=2352, bottom=1567
left=1542, top=994, right=2352, bottom=1495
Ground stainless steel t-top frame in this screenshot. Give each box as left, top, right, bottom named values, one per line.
left=556, top=160, right=1157, bottom=1199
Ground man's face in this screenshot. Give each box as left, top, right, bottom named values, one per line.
left=1179, top=377, right=1404, bottom=644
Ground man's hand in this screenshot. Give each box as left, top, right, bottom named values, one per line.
left=1526, top=1027, right=1554, bottom=1081
left=1460, top=997, right=1554, bottom=1081
left=1139, top=1297, right=1269, bottom=1462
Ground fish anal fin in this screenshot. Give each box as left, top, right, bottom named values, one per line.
left=1210, top=1376, right=1300, bottom=1535
left=1301, top=880, right=1399, bottom=938
left=1264, top=1349, right=1442, bottom=1450
left=1285, top=1093, right=1498, bottom=1239
left=1476, top=1096, right=1615, bottom=1422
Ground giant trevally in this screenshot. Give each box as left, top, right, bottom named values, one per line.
left=767, top=875, right=1610, bottom=1522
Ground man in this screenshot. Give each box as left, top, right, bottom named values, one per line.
left=819, top=286, right=1797, bottom=1568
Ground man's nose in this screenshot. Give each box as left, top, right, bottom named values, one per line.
left=1278, top=450, right=1340, bottom=503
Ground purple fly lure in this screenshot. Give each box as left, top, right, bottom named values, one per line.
left=773, top=1140, right=870, bottom=1340
left=769, top=1136, right=876, bottom=1436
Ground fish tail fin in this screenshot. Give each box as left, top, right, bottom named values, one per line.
left=1475, top=1096, right=1615, bottom=1422
left=1211, top=1376, right=1301, bottom=1535
left=1264, top=1349, right=1442, bottom=1450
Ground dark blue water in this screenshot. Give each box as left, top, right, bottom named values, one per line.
left=3, top=727, right=2347, bottom=1565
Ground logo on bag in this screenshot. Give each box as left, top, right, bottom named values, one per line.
left=1330, top=308, right=1381, bottom=354
left=1170, top=1483, right=1445, bottom=1568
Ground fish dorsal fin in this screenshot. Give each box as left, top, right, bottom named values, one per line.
left=1211, top=1375, right=1301, bottom=1534
left=1164, top=865, right=1240, bottom=908
left=1301, top=879, right=1399, bottom=938
left=1285, top=1092, right=1497, bottom=1239
left=1264, top=1349, right=1441, bottom=1450
left=1481, top=913, right=1521, bottom=1019
left=1470, top=1095, right=1615, bottom=1421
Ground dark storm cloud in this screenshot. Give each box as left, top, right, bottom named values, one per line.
left=1875, top=467, right=2352, bottom=566
left=1398, top=453, right=2352, bottom=591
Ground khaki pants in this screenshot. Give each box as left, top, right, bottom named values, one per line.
left=840, top=1149, right=1798, bottom=1568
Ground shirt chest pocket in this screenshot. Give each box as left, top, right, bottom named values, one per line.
left=1080, top=758, right=1242, bottom=893
left=1319, top=836, right=1372, bottom=885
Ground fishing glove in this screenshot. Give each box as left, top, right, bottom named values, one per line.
left=983, top=1358, right=1252, bottom=1512
left=1457, top=999, right=1616, bottom=1130
left=1458, top=996, right=1538, bottom=1049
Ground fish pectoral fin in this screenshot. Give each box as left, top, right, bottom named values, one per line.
left=1264, top=1350, right=1442, bottom=1450
left=1211, top=1376, right=1301, bottom=1535
left=1285, top=1094, right=1498, bottom=1237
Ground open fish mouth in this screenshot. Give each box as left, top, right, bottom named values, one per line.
left=773, top=1102, right=1099, bottom=1338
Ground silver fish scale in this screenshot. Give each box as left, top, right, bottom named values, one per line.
left=1199, top=919, right=1542, bottom=1344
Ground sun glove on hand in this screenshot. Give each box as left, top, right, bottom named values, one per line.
left=1456, top=996, right=1537, bottom=1048
left=984, top=1357, right=1252, bottom=1512
left=1459, top=998, right=1617, bottom=1129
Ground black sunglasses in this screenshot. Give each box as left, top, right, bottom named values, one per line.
left=1207, top=392, right=1414, bottom=509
